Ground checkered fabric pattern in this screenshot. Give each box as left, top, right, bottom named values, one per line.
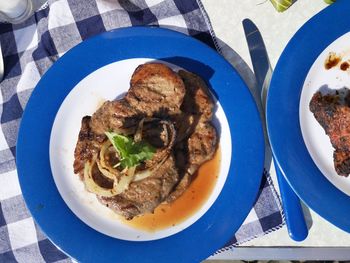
left=219, top=169, right=284, bottom=249
left=0, top=0, right=284, bottom=262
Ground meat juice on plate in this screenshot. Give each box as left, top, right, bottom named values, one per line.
left=122, top=146, right=221, bottom=232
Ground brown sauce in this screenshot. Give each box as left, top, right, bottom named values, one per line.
left=123, top=146, right=221, bottom=232
left=325, top=52, right=342, bottom=70
left=340, top=61, right=350, bottom=71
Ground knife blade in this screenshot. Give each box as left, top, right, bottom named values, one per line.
left=242, top=18, right=308, bottom=241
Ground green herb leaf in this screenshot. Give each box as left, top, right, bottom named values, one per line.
left=105, top=132, right=155, bottom=169
left=324, top=0, right=335, bottom=4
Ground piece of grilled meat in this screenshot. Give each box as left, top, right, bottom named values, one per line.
left=73, top=116, right=104, bottom=179
left=334, top=150, right=350, bottom=176
left=309, top=91, right=350, bottom=176
left=98, top=155, right=179, bottom=220
left=167, top=70, right=217, bottom=202
left=126, top=63, right=186, bottom=117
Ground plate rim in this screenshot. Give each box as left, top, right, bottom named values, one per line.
left=266, top=0, right=350, bottom=232
left=17, top=26, right=265, bottom=262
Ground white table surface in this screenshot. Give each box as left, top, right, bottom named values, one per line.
left=201, top=0, right=350, bottom=260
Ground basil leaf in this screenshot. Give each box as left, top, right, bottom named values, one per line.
left=105, top=132, right=155, bottom=169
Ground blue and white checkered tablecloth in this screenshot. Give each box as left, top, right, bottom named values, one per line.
left=0, top=0, right=284, bottom=262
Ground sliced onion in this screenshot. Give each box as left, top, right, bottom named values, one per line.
left=96, top=159, right=117, bottom=180
left=187, top=165, right=198, bottom=176
left=134, top=118, right=145, bottom=142
left=84, top=159, right=137, bottom=196
left=133, top=156, right=168, bottom=182
left=161, top=122, right=169, bottom=146
left=114, top=166, right=136, bottom=194
left=133, top=169, right=152, bottom=182
left=83, top=159, right=117, bottom=197
left=99, top=140, right=119, bottom=178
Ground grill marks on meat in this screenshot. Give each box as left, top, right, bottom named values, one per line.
left=310, top=92, right=350, bottom=152
left=73, top=63, right=218, bottom=219
left=91, top=100, right=141, bottom=136
left=188, top=123, right=217, bottom=168
left=310, top=91, right=350, bottom=176
left=167, top=123, right=217, bottom=202
left=178, top=70, right=214, bottom=122
left=98, top=155, right=179, bottom=220
left=126, top=63, right=186, bottom=117
left=73, top=116, right=103, bottom=179
left=334, top=150, right=350, bottom=176
left=142, top=119, right=176, bottom=169
left=167, top=70, right=217, bottom=202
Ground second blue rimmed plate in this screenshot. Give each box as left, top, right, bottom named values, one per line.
left=16, top=27, right=264, bottom=262
left=267, top=0, right=350, bottom=233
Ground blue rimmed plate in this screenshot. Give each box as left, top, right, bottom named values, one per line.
left=267, top=0, right=350, bottom=233
left=17, top=27, right=264, bottom=262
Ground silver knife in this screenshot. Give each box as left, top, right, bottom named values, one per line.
left=242, top=18, right=308, bottom=241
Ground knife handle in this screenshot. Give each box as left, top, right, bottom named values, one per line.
left=274, top=159, right=308, bottom=241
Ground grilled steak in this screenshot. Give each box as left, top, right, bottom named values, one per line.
left=142, top=119, right=176, bottom=169
left=126, top=63, right=186, bottom=117
left=334, top=150, right=350, bottom=176
left=178, top=70, right=214, bottom=122
left=90, top=100, right=141, bottom=136
left=310, top=90, right=350, bottom=176
left=73, top=63, right=218, bottom=219
left=98, top=155, right=179, bottom=220
left=168, top=71, right=217, bottom=202
left=73, top=116, right=103, bottom=178
left=168, top=122, right=217, bottom=202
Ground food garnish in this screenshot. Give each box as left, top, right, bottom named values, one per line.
left=105, top=132, right=155, bottom=169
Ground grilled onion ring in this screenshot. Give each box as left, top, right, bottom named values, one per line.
left=83, top=158, right=117, bottom=197
left=84, top=157, right=137, bottom=197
